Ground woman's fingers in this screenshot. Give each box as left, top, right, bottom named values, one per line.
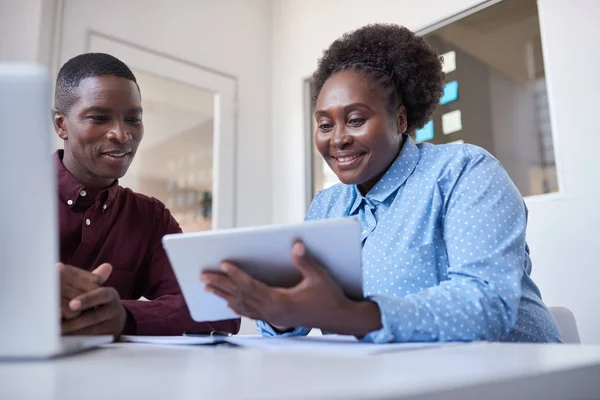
left=201, top=271, right=239, bottom=297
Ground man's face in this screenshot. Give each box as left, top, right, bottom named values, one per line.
left=54, top=75, right=143, bottom=187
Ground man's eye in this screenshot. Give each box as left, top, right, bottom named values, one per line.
left=319, top=123, right=333, bottom=131
left=126, top=118, right=142, bottom=124
left=88, top=115, right=108, bottom=122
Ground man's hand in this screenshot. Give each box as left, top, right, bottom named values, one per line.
left=59, top=263, right=127, bottom=337
left=58, top=263, right=111, bottom=319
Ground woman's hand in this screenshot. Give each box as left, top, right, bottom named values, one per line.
left=200, top=241, right=382, bottom=336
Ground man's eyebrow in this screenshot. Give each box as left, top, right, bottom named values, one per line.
left=83, top=106, right=112, bottom=113
left=82, top=106, right=143, bottom=113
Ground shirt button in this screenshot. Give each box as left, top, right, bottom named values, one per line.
left=85, top=219, right=91, bottom=226
left=103, top=204, right=107, bottom=210
left=67, top=199, right=73, bottom=206
left=80, top=190, right=87, bottom=197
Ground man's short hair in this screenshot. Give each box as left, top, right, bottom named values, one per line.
left=55, top=52, right=139, bottom=115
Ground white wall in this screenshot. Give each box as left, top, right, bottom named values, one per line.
left=0, top=0, right=57, bottom=65
left=271, top=0, right=600, bottom=343
left=0, top=0, right=43, bottom=62
left=528, top=0, right=600, bottom=343
left=56, top=0, right=273, bottom=230
left=5, top=0, right=274, bottom=229
left=1, top=0, right=59, bottom=172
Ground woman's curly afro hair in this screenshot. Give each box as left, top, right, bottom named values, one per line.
left=312, top=23, right=445, bottom=133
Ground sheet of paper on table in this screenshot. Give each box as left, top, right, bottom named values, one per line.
left=121, top=335, right=223, bottom=345
left=121, top=334, right=462, bottom=356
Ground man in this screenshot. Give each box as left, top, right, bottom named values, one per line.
left=53, top=52, right=240, bottom=337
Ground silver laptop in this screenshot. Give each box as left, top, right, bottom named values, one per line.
left=0, top=64, right=113, bottom=358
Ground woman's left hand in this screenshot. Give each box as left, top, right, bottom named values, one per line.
left=200, top=241, right=381, bottom=336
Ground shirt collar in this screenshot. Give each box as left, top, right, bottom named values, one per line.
left=55, top=150, right=120, bottom=209
left=350, top=134, right=421, bottom=214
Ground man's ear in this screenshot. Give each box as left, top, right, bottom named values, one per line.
left=396, top=105, right=408, bottom=134
left=53, top=109, right=68, bottom=141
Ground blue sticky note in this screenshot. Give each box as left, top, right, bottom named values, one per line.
left=440, top=80, right=459, bottom=105
left=415, top=120, right=434, bottom=142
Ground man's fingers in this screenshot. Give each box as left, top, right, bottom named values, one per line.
left=59, top=263, right=113, bottom=305
left=69, top=287, right=118, bottom=312
left=91, top=263, right=113, bottom=284
left=58, top=263, right=103, bottom=292
left=58, top=262, right=103, bottom=285
left=67, top=319, right=115, bottom=336
left=61, top=305, right=117, bottom=335
left=60, top=282, right=88, bottom=300
left=61, top=298, right=81, bottom=320
left=291, top=241, right=323, bottom=279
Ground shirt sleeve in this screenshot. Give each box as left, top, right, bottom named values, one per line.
left=364, top=151, right=525, bottom=343
left=255, top=321, right=311, bottom=337
left=121, top=203, right=241, bottom=336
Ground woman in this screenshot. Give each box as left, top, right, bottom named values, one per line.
left=201, top=24, right=562, bottom=343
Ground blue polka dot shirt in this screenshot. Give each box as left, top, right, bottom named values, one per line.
left=258, top=136, right=562, bottom=343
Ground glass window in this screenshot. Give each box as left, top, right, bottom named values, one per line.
left=421, top=0, right=557, bottom=196
left=120, top=71, right=215, bottom=232
left=307, top=0, right=558, bottom=201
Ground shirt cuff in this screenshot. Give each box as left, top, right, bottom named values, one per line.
left=121, top=307, right=137, bottom=335
left=256, top=320, right=311, bottom=337
left=120, top=300, right=154, bottom=335
left=361, top=294, right=418, bottom=343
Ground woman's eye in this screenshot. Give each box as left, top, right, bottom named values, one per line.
left=126, top=118, right=142, bottom=124
left=318, top=123, right=333, bottom=131
left=348, top=118, right=365, bottom=126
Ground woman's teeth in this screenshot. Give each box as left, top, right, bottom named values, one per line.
left=337, top=154, right=361, bottom=162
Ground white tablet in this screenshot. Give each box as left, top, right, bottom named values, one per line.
left=162, top=217, right=363, bottom=322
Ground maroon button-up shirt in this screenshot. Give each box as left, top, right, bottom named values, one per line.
left=56, top=150, right=240, bottom=335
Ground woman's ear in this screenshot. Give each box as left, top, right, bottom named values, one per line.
left=53, top=109, right=68, bottom=141
left=396, top=105, right=408, bottom=134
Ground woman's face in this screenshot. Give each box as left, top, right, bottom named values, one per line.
left=314, top=70, right=407, bottom=194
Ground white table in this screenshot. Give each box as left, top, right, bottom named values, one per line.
left=1, top=342, right=599, bottom=399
